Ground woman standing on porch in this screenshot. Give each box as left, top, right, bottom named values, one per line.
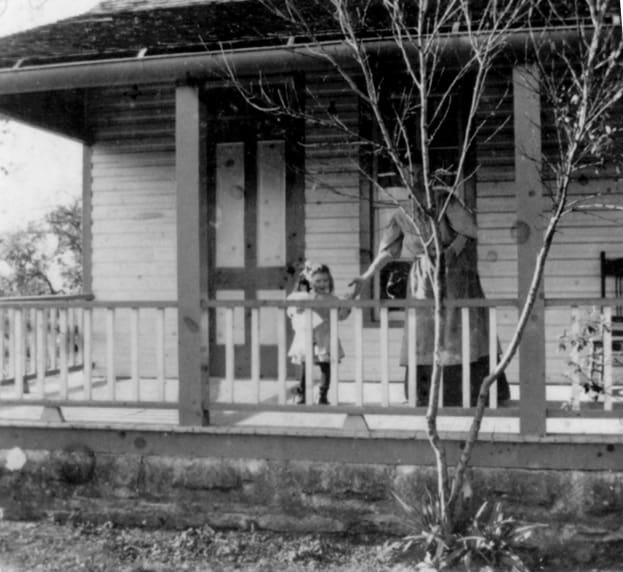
left=349, top=191, right=510, bottom=407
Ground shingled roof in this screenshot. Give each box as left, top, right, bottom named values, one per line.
left=0, top=0, right=612, bottom=71
left=0, top=0, right=309, bottom=69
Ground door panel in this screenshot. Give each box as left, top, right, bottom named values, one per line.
left=207, top=86, right=303, bottom=380
left=215, top=142, right=245, bottom=268
left=210, top=137, right=290, bottom=379
left=208, top=99, right=302, bottom=379
left=257, top=140, right=286, bottom=267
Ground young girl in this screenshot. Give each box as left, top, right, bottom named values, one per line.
left=287, top=263, right=351, bottom=405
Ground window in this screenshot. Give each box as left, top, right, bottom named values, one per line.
left=372, top=184, right=412, bottom=320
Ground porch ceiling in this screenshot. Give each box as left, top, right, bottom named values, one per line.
left=0, top=89, right=90, bottom=142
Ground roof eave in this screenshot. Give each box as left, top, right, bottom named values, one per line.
left=0, top=27, right=581, bottom=95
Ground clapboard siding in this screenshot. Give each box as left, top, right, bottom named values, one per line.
left=475, top=177, right=519, bottom=384
left=80, top=70, right=622, bottom=396
left=304, top=70, right=361, bottom=284
left=87, top=84, right=178, bottom=377
left=88, top=83, right=176, bottom=303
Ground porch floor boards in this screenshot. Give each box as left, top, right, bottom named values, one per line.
left=0, top=373, right=620, bottom=433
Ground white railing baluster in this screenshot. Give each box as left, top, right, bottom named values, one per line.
left=83, top=308, right=93, bottom=400
left=277, top=307, right=287, bottom=405
left=36, top=308, right=46, bottom=397
left=106, top=307, right=115, bottom=400
left=130, top=307, right=140, bottom=401
left=570, top=306, right=582, bottom=411
left=353, top=307, right=364, bottom=406
left=156, top=308, right=166, bottom=402
left=14, top=308, right=24, bottom=399
left=489, top=307, right=498, bottom=409
left=59, top=308, right=69, bottom=400
left=27, top=308, right=36, bottom=376
left=67, top=307, right=75, bottom=368
left=380, top=307, right=390, bottom=407
left=603, top=306, right=613, bottom=411
left=225, top=307, right=235, bottom=403
left=7, top=308, right=14, bottom=383
left=329, top=307, right=339, bottom=406
left=461, top=308, right=471, bottom=409
left=48, top=308, right=57, bottom=371
left=407, top=308, right=417, bottom=407
left=304, top=308, right=314, bottom=405
left=439, top=370, right=444, bottom=409
left=0, top=309, right=5, bottom=383
left=251, top=307, right=260, bottom=403
left=74, top=308, right=84, bottom=366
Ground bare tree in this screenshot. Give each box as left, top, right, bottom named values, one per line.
left=224, top=0, right=622, bottom=561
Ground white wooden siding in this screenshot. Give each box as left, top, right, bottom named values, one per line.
left=88, top=84, right=178, bottom=377
left=304, top=71, right=362, bottom=291
left=83, top=74, right=622, bottom=393
left=543, top=179, right=623, bottom=385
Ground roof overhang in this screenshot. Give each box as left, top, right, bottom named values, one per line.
left=0, top=28, right=582, bottom=96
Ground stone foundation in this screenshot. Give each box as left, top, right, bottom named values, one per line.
left=2, top=442, right=623, bottom=565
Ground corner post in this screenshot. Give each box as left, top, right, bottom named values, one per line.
left=513, top=65, right=546, bottom=436
left=82, top=145, right=93, bottom=295
left=176, top=84, right=209, bottom=426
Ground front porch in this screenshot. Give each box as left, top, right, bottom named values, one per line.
left=1, top=295, right=622, bottom=437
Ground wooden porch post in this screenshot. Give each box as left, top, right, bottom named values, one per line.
left=82, top=145, right=93, bottom=295
left=513, top=66, right=546, bottom=436
left=176, top=85, right=209, bottom=426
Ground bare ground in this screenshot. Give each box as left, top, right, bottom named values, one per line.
left=0, top=519, right=397, bottom=572
left=1, top=519, right=622, bottom=571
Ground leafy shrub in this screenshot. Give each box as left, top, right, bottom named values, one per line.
left=383, top=492, right=543, bottom=571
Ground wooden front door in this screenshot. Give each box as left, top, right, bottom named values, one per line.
left=207, top=89, right=304, bottom=379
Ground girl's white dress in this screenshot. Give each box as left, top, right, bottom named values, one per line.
left=286, top=291, right=345, bottom=364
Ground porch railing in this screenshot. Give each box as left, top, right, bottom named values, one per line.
left=0, top=296, right=178, bottom=414
left=1, top=295, right=623, bottom=434
left=204, top=298, right=516, bottom=411
left=205, top=297, right=623, bottom=435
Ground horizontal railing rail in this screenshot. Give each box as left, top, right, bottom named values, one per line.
left=0, top=293, right=95, bottom=305
left=202, top=298, right=519, bottom=309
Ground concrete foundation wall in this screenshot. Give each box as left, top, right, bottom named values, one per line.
left=2, top=439, right=623, bottom=564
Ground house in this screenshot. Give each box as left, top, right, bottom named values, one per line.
left=0, top=0, right=621, bottom=438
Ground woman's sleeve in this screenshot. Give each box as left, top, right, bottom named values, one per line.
left=378, top=212, right=404, bottom=258
left=445, top=197, right=478, bottom=239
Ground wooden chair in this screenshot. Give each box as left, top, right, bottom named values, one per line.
left=590, top=252, right=623, bottom=396
left=602, top=251, right=623, bottom=310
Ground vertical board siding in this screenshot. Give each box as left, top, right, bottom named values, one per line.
left=88, top=84, right=178, bottom=378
